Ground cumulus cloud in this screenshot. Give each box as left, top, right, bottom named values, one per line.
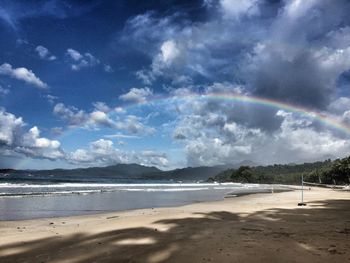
left=119, top=87, right=153, bottom=103
left=0, top=63, right=48, bottom=89
left=4, top=1, right=350, bottom=168
left=53, top=102, right=155, bottom=135
left=328, top=97, right=350, bottom=114
left=66, top=48, right=100, bottom=71
left=0, top=108, right=24, bottom=146
left=35, top=45, right=56, bottom=61
left=134, top=150, right=169, bottom=167
left=115, top=0, right=350, bottom=167
left=89, top=110, right=116, bottom=128
left=53, top=103, right=87, bottom=126
left=171, top=100, right=264, bottom=166
left=245, top=0, right=350, bottom=109
left=160, top=40, right=180, bottom=64
left=166, top=92, right=350, bottom=166
left=92, top=101, right=110, bottom=112
left=68, top=139, right=168, bottom=168
left=66, top=48, right=83, bottom=61
left=115, top=115, right=156, bottom=135
left=69, top=139, right=127, bottom=165
left=0, top=108, right=160, bottom=166
left=0, top=108, right=64, bottom=160
left=121, top=0, right=350, bottom=109
left=271, top=111, right=350, bottom=162
left=143, top=39, right=183, bottom=81
left=121, top=8, right=262, bottom=85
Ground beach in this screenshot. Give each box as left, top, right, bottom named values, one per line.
left=0, top=187, right=349, bottom=263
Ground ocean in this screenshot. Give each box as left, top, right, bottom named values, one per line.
left=0, top=181, right=291, bottom=220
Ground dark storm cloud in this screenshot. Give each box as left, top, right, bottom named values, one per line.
left=120, top=0, right=350, bottom=110
left=118, top=5, right=271, bottom=85
left=245, top=0, right=350, bottom=109
left=118, top=0, right=350, bottom=166
left=247, top=50, right=333, bottom=109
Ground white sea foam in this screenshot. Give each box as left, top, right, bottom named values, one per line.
left=122, top=187, right=210, bottom=192
left=0, top=182, right=243, bottom=189
left=0, top=182, right=280, bottom=198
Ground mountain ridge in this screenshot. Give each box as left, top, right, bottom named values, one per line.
left=0, top=163, right=241, bottom=183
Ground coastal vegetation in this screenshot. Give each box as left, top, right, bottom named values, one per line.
left=210, top=156, right=350, bottom=185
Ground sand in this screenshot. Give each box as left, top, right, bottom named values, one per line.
left=0, top=187, right=349, bottom=263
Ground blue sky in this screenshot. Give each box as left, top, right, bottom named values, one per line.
left=1, top=0, right=350, bottom=170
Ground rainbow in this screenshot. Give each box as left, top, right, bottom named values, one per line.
left=129, top=92, right=350, bottom=135
left=15, top=92, right=350, bottom=169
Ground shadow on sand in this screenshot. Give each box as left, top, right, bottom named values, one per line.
left=0, top=199, right=349, bottom=263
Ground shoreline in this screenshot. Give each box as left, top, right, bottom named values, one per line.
left=0, top=187, right=349, bottom=262
left=0, top=182, right=293, bottom=198
left=0, top=184, right=293, bottom=221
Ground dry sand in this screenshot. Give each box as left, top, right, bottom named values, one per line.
left=0, top=187, right=349, bottom=263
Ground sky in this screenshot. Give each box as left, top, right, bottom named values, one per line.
left=1, top=0, right=350, bottom=170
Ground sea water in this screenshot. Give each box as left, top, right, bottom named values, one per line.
left=0, top=182, right=290, bottom=220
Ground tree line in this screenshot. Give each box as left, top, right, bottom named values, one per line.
left=209, top=156, right=350, bottom=185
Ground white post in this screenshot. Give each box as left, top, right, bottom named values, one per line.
left=301, top=174, right=304, bottom=203
left=298, top=174, right=306, bottom=206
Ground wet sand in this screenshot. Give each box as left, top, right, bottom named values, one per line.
left=0, top=187, right=349, bottom=262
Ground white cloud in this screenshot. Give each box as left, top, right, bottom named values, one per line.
left=326, top=26, right=350, bottom=49
left=46, top=94, right=58, bottom=104
left=204, top=82, right=245, bottom=94
left=89, top=111, right=115, bottom=128
left=53, top=103, right=87, bottom=126
left=53, top=102, right=155, bottom=134
left=273, top=111, right=350, bottom=161
left=0, top=108, right=24, bottom=145
left=92, top=101, right=110, bottom=112
left=115, top=115, right=156, bottom=135
left=146, top=40, right=181, bottom=79
left=180, top=109, right=350, bottom=166
left=66, top=48, right=100, bottom=71
left=135, top=70, right=155, bottom=85
left=124, top=11, right=253, bottom=85
left=283, top=0, right=318, bottom=20
left=104, top=133, right=140, bottom=139
left=0, top=63, right=48, bottom=89
left=69, top=139, right=126, bottom=165
left=160, top=40, right=180, bottom=64
left=114, top=107, right=126, bottom=113
left=220, top=0, right=259, bottom=19
left=20, top=126, right=63, bottom=159
left=328, top=97, right=350, bottom=114
left=0, top=108, right=64, bottom=160
left=122, top=0, right=350, bottom=110
left=68, top=139, right=168, bottom=168
left=166, top=91, right=350, bottom=166
left=35, top=45, right=56, bottom=61
left=137, top=150, right=169, bottom=167
left=316, top=47, right=350, bottom=78
left=66, top=48, right=83, bottom=61
left=119, top=87, right=153, bottom=103
left=185, top=136, right=253, bottom=166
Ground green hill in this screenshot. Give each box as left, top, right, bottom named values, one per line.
left=210, top=156, right=350, bottom=185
